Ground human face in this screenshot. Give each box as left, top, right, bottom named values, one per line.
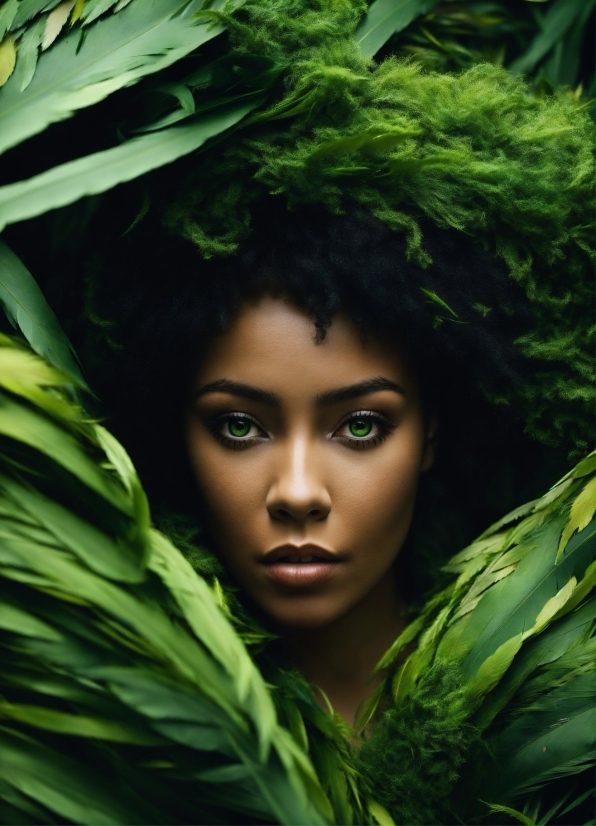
left=185, top=296, right=434, bottom=630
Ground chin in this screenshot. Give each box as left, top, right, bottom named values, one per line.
left=264, top=598, right=347, bottom=631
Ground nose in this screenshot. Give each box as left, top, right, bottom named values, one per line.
left=266, top=435, right=331, bottom=524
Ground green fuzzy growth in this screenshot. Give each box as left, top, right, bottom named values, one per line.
left=163, top=0, right=594, bottom=454
left=354, top=661, right=476, bottom=825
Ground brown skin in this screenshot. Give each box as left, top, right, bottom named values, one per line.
left=186, top=296, right=435, bottom=725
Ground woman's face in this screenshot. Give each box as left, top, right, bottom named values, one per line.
left=186, top=296, right=434, bottom=629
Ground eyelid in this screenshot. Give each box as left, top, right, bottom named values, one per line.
left=333, top=409, right=393, bottom=432
left=213, top=411, right=269, bottom=440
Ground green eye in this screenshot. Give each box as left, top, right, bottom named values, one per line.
left=228, top=419, right=251, bottom=438
left=349, top=418, right=373, bottom=438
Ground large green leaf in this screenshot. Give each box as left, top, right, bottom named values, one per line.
left=0, top=0, right=227, bottom=156
left=487, top=672, right=596, bottom=801
left=459, top=514, right=596, bottom=679
left=0, top=240, right=84, bottom=384
left=355, top=0, right=441, bottom=59
left=0, top=97, right=265, bottom=231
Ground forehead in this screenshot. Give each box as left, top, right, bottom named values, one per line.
left=193, top=295, right=417, bottom=395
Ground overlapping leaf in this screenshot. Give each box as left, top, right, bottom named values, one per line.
left=0, top=96, right=266, bottom=232
left=0, top=336, right=332, bottom=825
left=0, top=0, right=228, bottom=156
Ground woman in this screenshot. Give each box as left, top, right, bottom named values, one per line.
left=100, top=205, right=545, bottom=725
left=88, top=202, right=594, bottom=824
left=0, top=0, right=593, bottom=822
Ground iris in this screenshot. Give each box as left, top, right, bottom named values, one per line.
left=349, top=419, right=373, bottom=438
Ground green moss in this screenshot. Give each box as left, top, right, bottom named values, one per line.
left=163, top=0, right=594, bottom=453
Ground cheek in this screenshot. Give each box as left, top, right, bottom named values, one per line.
left=333, top=431, right=424, bottom=542
left=187, top=442, right=266, bottom=542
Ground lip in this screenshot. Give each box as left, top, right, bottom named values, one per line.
left=260, top=544, right=343, bottom=587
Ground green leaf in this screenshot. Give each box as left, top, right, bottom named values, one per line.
left=310, top=130, right=419, bottom=158
left=148, top=529, right=277, bottom=756
left=12, top=0, right=63, bottom=30
left=0, top=240, right=85, bottom=385
left=369, top=799, right=396, bottom=825
left=488, top=673, right=596, bottom=800
left=509, top=0, right=595, bottom=76
left=356, top=0, right=442, bottom=59
left=0, top=601, right=62, bottom=640
left=466, top=633, right=523, bottom=701
left=0, top=0, right=19, bottom=40
left=0, top=0, right=227, bottom=156
left=522, top=576, right=577, bottom=639
left=0, top=393, right=133, bottom=513
left=0, top=702, right=162, bottom=744
left=13, top=16, right=45, bottom=91
left=480, top=802, right=536, bottom=826
left=0, top=728, right=155, bottom=823
left=0, top=97, right=264, bottom=231
left=454, top=511, right=595, bottom=678
left=80, top=0, right=121, bottom=24
left=557, top=475, right=596, bottom=559
left=0, top=35, right=16, bottom=87
left=0, top=473, right=148, bottom=583
left=41, top=1, right=75, bottom=51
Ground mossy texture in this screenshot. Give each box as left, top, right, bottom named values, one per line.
left=163, top=0, right=594, bottom=453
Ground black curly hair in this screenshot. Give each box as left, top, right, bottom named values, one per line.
left=92, top=202, right=566, bottom=595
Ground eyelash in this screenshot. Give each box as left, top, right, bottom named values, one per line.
left=208, top=411, right=395, bottom=451
left=209, top=412, right=267, bottom=451
left=333, top=410, right=396, bottom=451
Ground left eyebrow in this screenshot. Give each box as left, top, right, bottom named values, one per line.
left=316, top=377, right=405, bottom=406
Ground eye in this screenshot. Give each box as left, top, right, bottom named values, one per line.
left=333, top=411, right=395, bottom=449
left=209, top=413, right=267, bottom=449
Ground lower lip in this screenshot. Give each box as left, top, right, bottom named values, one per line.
left=263, top=562, right=339, bottom=586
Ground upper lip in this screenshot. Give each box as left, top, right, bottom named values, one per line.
left=261, top=544, right=343, bottom=564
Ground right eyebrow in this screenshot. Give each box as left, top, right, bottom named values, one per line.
left=195, top=379, right=280, bottom=407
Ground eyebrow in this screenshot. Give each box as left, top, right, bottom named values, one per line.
left=195, top=376, right=404, bottom=407
left=195, top=379, right=279, bottom=406
left=316, top=377, right=405, bottom=406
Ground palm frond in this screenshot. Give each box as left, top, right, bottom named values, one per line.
left=0, top=96, right=266, bottom=232
left=0, top=0, right=227, bottom=156
left=0, top=335, right=333, bottom=825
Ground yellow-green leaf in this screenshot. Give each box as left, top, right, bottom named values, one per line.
left=467, top=633, right=523, bottom=700
left=0, top=36, right=16, bottom=87
left=557, top=474, right=596, bottom=559
left=522, top=576, right=577, bottom=640
left=369, top=799, right=396, bottom=826
left=42, top=0, right=76, bottom=50
left=551, top=559, right=596, bottom=622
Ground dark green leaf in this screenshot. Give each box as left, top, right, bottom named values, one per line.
left=0, top=97, right=265, bottom=231
left=0, top=240, right=84, bottom=385
left=356, top=0, right=442, bottom=59
left=509, top=0, right=595, bottom=77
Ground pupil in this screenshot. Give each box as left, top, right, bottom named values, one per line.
left=229, top=419, right=250, bottom=437
left=350, top=419, right=372, bottom=437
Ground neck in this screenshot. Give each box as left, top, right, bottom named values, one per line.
left=280, top=570, right=405, bottom=728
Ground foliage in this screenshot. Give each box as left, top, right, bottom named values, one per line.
left=364, top=0, right=595, bottom=100
left=360, top=451, right=596, bottom=823
left=0, top=0, right=592, bottom=458
left=0, top=334, right=345, bottom=825
left=0, top=3, right=593, bottom=821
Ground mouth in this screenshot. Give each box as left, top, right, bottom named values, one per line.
left=260, top=544, right=342, bottom=587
